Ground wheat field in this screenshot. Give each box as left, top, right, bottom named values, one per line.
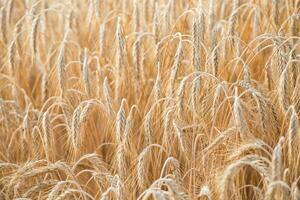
left=0, top=0, right=299, bottom=199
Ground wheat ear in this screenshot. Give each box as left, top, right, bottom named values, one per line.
left=168, top=38, right=183, bottom=96
left=288, top=107, right=298, bottom=166
left=154, top=62, right=162, bottom=102
left=1, top=7, right=7, bottom=43
left=115, top=17, right=126, bottom=102
left=233, top=87, right=250, bottom=139
left=82, top=48, right=91, bottom=96
left=57, top=30, right=70, bottom=96
left=116, top=99, right=126, bottom=143
left=271, top=137, right=284, bottom=181
left=103, top=77, right=115, bottom=117
left=31, top=16, right=39, bottom=59
left=278, top=66, right=290, bottom=112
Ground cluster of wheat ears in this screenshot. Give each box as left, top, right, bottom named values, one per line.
left=0, top=0, right=300, bottom=199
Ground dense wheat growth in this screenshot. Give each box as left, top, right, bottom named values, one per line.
left=0, top=0, right=300, bottom=199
